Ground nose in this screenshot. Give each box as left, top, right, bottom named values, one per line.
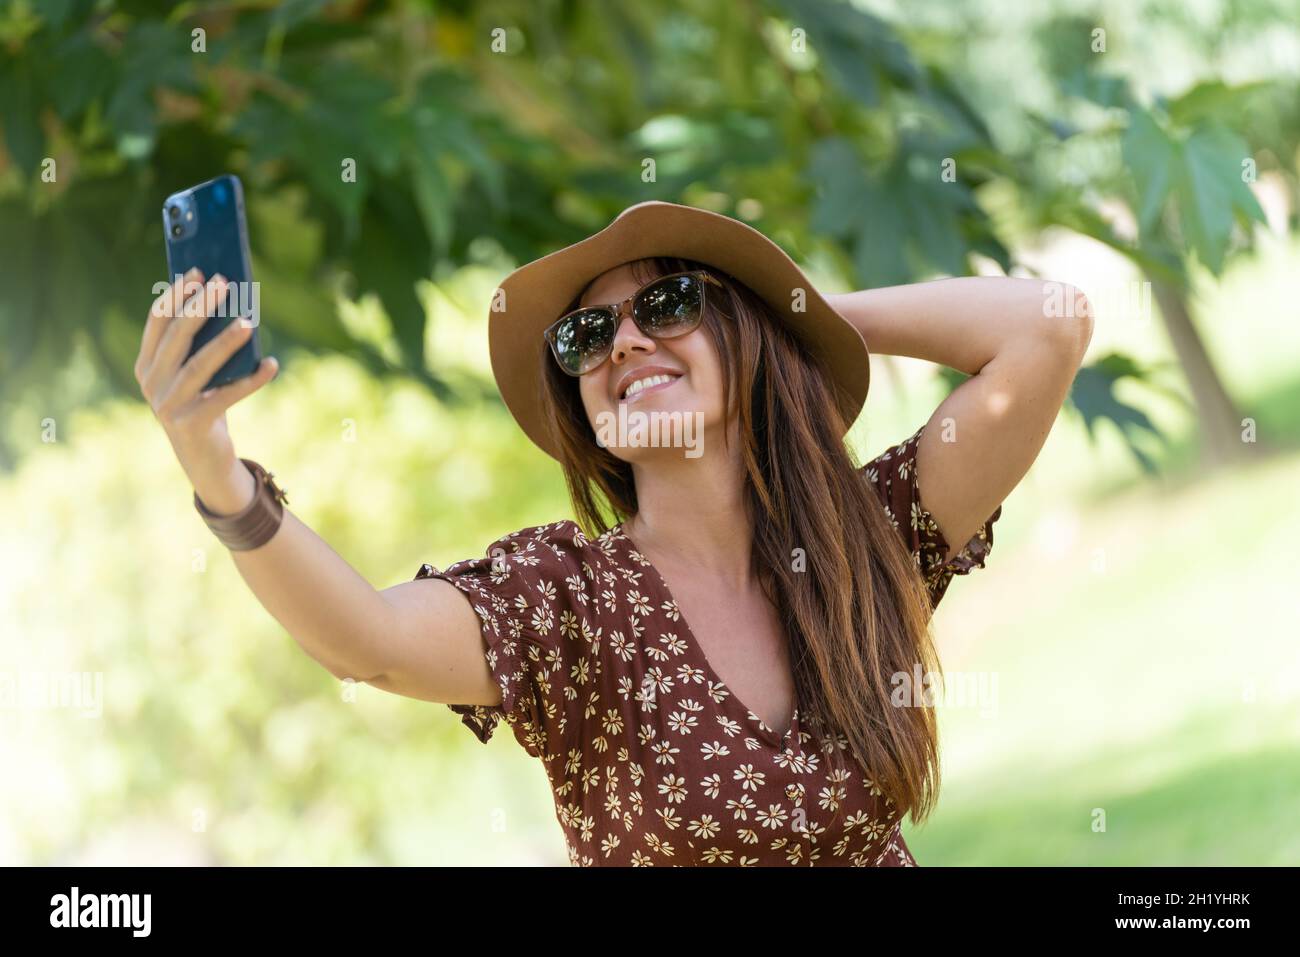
left=609, top=307, right=655, bottom=365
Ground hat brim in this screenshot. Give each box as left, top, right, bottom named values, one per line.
left=488, top=201, right=870, bottom=461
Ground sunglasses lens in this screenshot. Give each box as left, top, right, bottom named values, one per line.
left=550, top=308, right=615, bottom=375
left=633, top=274, right=706, bottom=337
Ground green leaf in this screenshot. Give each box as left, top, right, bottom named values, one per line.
left=408, top=155, right=452, bottom=266
left=349, top=183, right=434, bottom=372
left=774, top=0, right=920, bottom=105
left=1069, top=353, right=1165, bottom=473
left=0, top=54, right=44, bottom=175
left=808, top=138, right=870, bottom=238
left=48, top=25, right=114, bottom=119
left=1177, top=125, right=1265, bottom=273
left=852, top=179, right=909, bottom=288
left=1059, top=70, right=1133, bottom=110
left=1166, top=80, right=1270, bottom=128
left=1122, top=108, right=1178, bottom=235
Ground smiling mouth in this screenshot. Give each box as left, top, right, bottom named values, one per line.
left=620, top=372, right=682, bottom=403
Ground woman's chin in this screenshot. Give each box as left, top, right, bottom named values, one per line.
left=589, top=401, right=711, bottom=460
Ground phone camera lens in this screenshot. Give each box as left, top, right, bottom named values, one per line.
left=168, top=205, right=181, bottom=220
left=171, top=224, right=183, bottom=237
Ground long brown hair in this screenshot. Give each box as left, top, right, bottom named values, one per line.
left=540, top=256, right=943, bottom=823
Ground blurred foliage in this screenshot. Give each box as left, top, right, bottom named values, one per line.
left=1006, top=11, right=1300, bottom=465
left=4, top=0, right=1294, bottom=471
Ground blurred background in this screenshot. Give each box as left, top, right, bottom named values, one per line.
left=1, top=0, right=1298, bottom=865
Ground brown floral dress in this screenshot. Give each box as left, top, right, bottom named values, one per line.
left=414, top=425, right=1001, bottom=866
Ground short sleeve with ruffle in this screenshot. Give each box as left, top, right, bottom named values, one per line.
left=412, top=520, right=598, bottom=760
left=862, top=425, right=1002, bottom=610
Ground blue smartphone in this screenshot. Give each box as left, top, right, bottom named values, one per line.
left=161, top=174, right=262, bottom=391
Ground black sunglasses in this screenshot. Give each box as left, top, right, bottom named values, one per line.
left=543, top=270, right=724, bottom=376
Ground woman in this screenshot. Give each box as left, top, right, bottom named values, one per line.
left=137, top=201, right=1092, bottom=866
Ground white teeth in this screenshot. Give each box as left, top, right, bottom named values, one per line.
left=623, top=374, right=676, bottom=399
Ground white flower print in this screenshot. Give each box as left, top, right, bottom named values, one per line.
left=558, top=609, right=581, bottom=640
left=733, top=764, right=766, bottom=791
left=818, top=783, right=847, bottom=812
left=655, top=806, right=684, bottom=832
left=565, top=574, right=590, bottom=604
left=714, top=714, right=744, bottom=737
left=656, top=775, right=688, bottom=806
left=627, top=590, right=652, bottom=616
left=650, top=738, right=680, bottom=766
left=725, top=793, right=757, bottom=820
left=530, top=603, right=554, bottom=635
left=600, top=709, right=625, bottom=736
left=704, top=681, right=731, bottom=705
left=644, top=832, right=674, bottom=857
left=700, top=740, right=731, bottom=760
left=645, top=666, right=674, bottom=697
left=660, top=632, right=688, bottom=657
left=688, top=814, right=722, bottom=839
left=756, top=804, right=789, bottom=830
left=667, top=708, right=699, bottom=735
left=609, top=630, right=637, bottom=662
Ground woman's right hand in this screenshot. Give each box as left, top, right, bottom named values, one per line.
left=135, top=267, right=279, bottom=514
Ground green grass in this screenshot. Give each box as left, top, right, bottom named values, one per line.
left=902, top=446, right=1300, bottom=865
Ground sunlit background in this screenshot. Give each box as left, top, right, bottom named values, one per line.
left=2, top=0, right=1298, bottom=865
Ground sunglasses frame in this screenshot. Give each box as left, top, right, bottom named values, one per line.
left=543, top=269, right=724, bottom=377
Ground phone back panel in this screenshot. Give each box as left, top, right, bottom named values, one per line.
left=162, top=174, right=261, bottom=389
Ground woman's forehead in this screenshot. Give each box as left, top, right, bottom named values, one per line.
left=578, top=260, right=661, bottom=307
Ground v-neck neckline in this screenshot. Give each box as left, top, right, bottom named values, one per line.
left=608, top=521, right=800, bottom=750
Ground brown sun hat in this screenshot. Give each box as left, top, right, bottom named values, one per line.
left=488, top=200, right=870, bottom=461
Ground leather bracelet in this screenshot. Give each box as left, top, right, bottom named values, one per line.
left=193, top=458, right=289, bottom=551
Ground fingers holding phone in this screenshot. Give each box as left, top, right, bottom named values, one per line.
left=140, top=270, right=230, bottom=405
left=138, top=266, right=203, bottom=378
left=142, top=174, right=276, bottom=499
left=197, top=349, right=279, bottom=412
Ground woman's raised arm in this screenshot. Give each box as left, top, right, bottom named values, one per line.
left=136, top=269, right=497, bottom=706
left=827, top=277, right=1094, bottom=558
